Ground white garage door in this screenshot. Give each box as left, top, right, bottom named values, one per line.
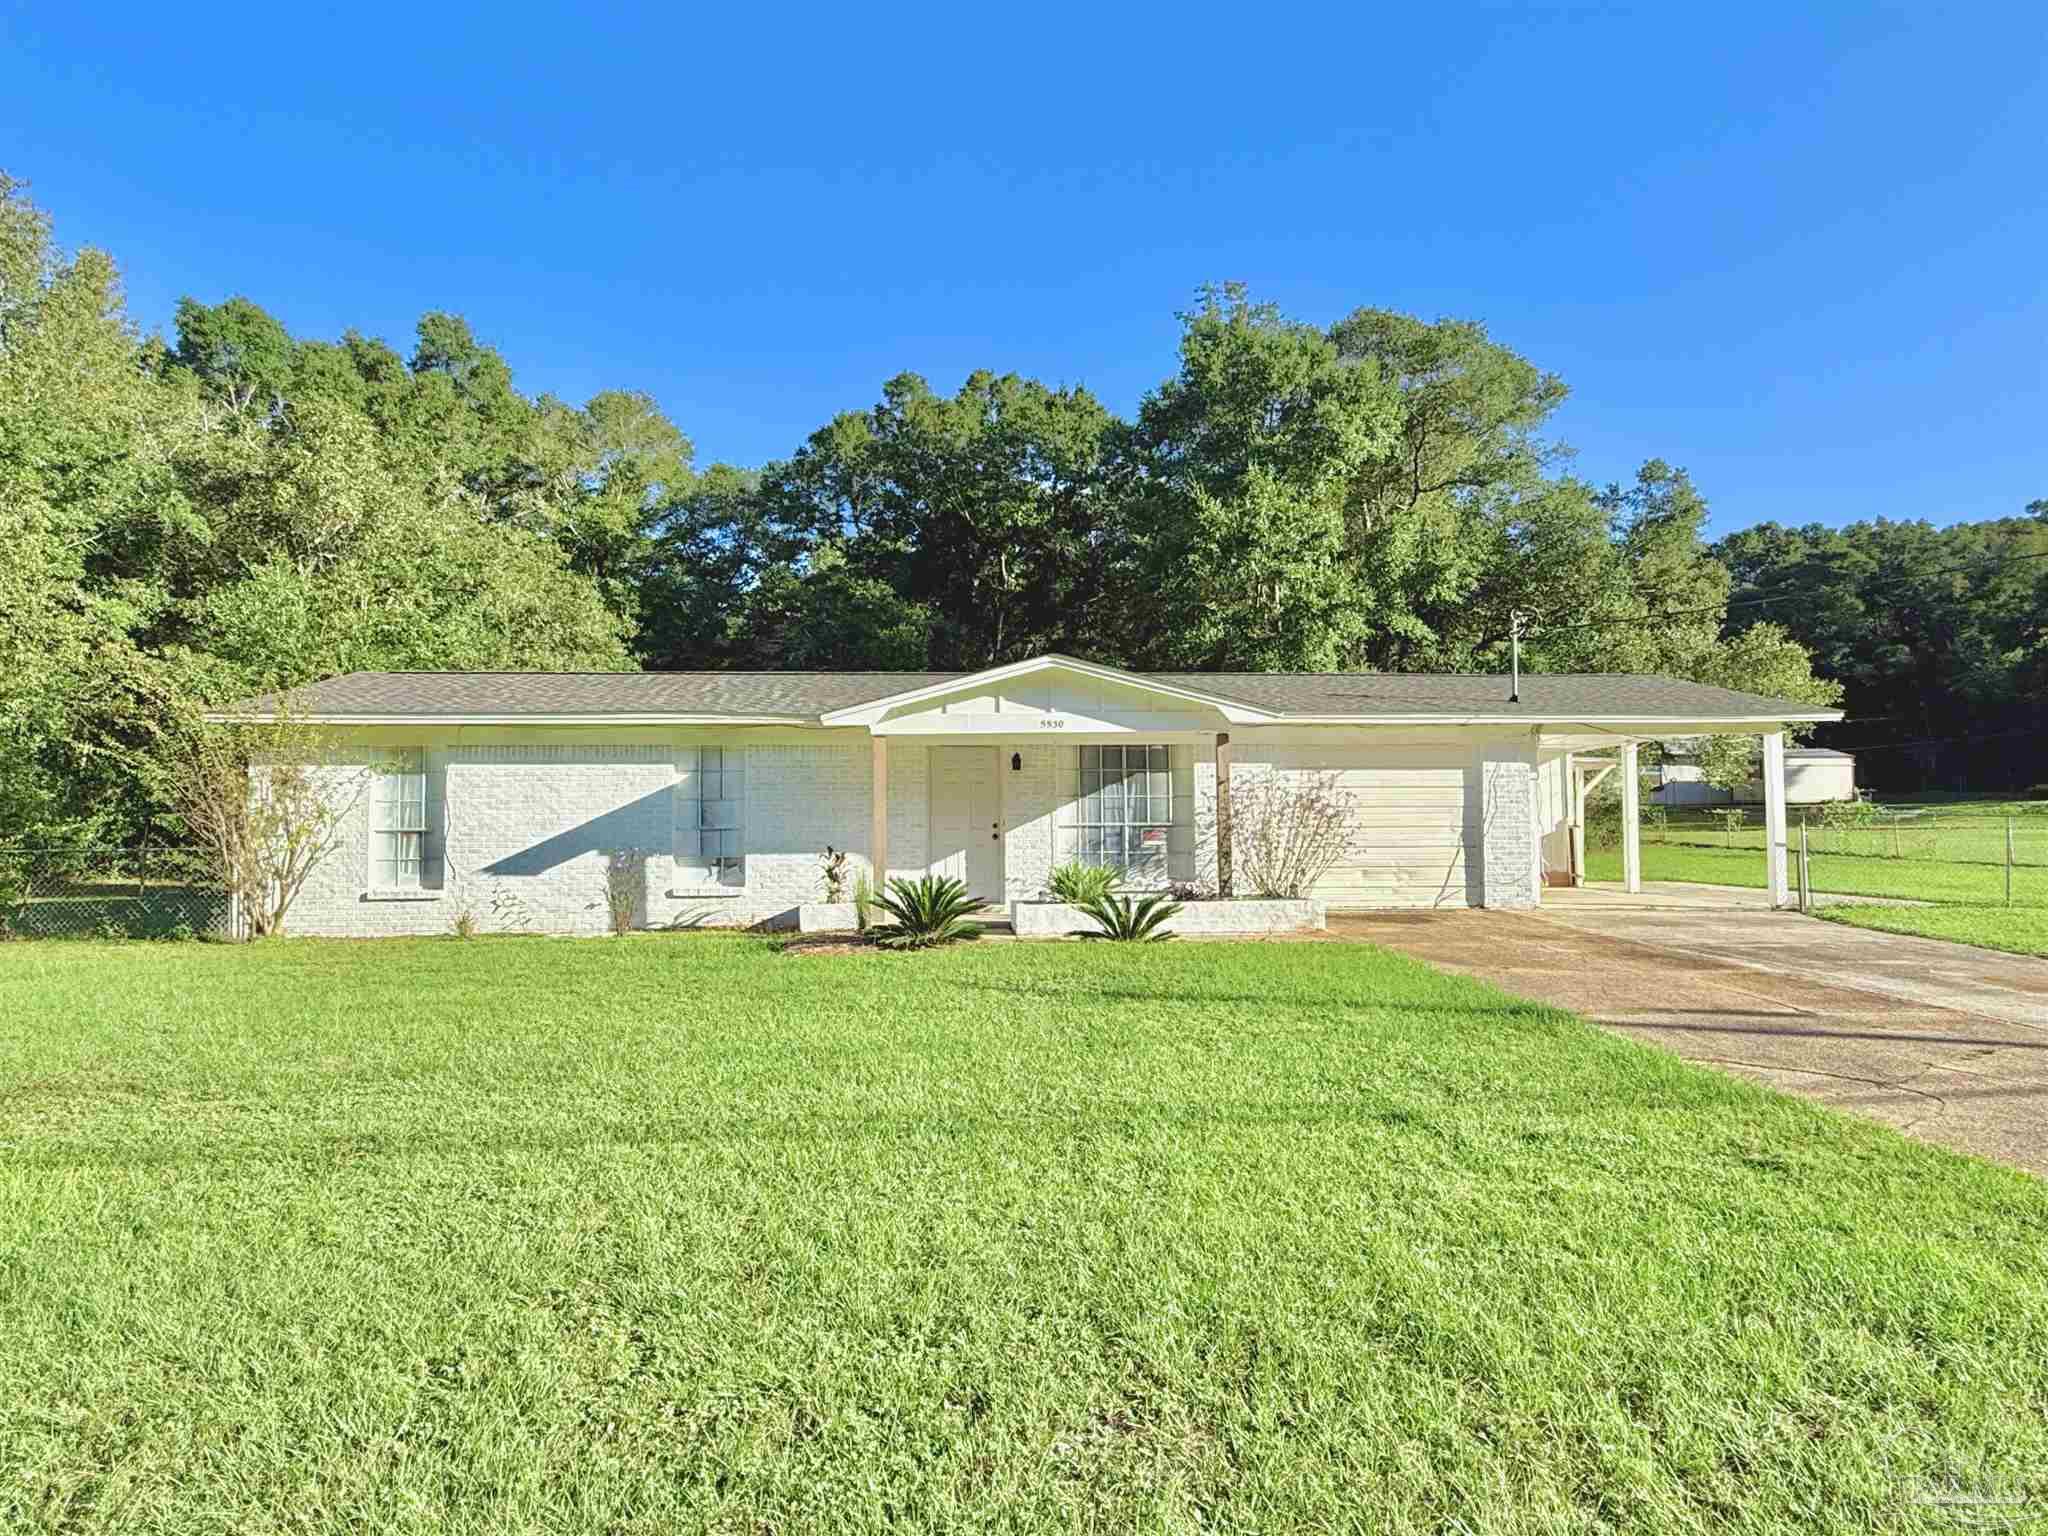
left=1251, top=744, right=1474, bottom=908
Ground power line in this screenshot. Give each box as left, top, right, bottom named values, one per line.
left=1529, top=544, right=2048, bottom=638
left=1814, top=725, right=2047, bottom=755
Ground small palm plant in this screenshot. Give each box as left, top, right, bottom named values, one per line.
left=1074, top=891, right=1183, bottom=942
left=1047, top=859, right=1117, bottom=905
left=872, top=875, right=983, bottom=950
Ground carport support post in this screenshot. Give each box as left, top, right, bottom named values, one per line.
left=1762, top=730, right=1790, bottom=908
left=1563, top=752, right=1578, bottom=884
left=1569, top=758, right=1588, bottom=887
left=1620, top=742, right=1642, bottom=894
left=1214, top=732, right=1233, bottom=897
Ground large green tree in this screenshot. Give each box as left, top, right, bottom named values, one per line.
left=748, top=369, right=1119, bottom=668
left=1326, top=307, right=1573, bottom=668
left=0, top=174, right=189, bottom=845
left=0, top=176, right=653, bottom=844
left=1115, top=286, right=1402, bottom=668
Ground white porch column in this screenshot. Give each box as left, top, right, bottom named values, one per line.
left=1620, top=741, right=1642, bottom=894
left=1214, top=731, right=1233, bottom=898
left=869, top=735, right=888, bottom=885
left=1762, top=729, right=1789, bottom=908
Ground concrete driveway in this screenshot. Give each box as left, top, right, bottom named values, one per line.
left=1335, top=883, right=2048, bottom=1176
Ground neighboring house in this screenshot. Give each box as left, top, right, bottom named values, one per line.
left=214, top=654, right=1842, bottom=935
left=1652, top=746, right=1856, bottom=806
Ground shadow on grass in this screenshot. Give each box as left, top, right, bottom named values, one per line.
left=8, top=1089, right=1719, bottom=1174
left=942, top=978, right=1562, bottom=1020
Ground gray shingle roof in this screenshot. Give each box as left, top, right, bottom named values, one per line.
left=1133, top=672, right=1830, bottom=719
left=223, top=667, right=1837, bottom=722
left=229, top=672, right=962, bottom=719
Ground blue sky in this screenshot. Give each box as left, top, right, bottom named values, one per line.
left=4, top=3, right=2043, bottom=535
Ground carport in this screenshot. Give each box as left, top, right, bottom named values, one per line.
left=1542, top=730, right=1802, bottom=907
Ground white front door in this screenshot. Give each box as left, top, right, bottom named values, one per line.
left=929, top=747, right=1003, bottom=901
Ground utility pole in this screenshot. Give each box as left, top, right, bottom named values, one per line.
left=1509, top=609, right=1525, bottom=703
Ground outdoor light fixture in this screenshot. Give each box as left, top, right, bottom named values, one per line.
left=1011, top=752, right=1022, bottom=772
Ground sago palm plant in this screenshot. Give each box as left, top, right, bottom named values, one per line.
left=1074, top=891, right=1183, bottom=942
left=871, top=875, right=984, bottom=949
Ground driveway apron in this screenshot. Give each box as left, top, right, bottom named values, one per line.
left=1335, top=889, right=2048, bottom=1176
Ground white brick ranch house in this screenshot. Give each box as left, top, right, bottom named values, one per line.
left=215, top=654, right=1842, bottom=936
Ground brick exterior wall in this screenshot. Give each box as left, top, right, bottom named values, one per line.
left=883, top=742, right=929, bottom=883
left=1000, top=743, right=1060, bottom=901
left=288, top=737, right=878, bottom=937
left=280, top=726, right=1544, bottom=937
left=1477, top=749, right=1541, bottom=910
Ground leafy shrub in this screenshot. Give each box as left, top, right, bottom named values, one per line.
left=1229, top=772, right=1355, bottom=898
left=451, top=908, right=480, bottom=940
left=853, top=872, right=875, bottom=932
left=601, top=850, right=643, bottom=936
left=1047, top=860, right=1117, bottom=905
left=871, top=875, right=983, bottom=950
left=1075, top=892, right=1182, bottom=942
left=820, top=846, right=850, bottom=903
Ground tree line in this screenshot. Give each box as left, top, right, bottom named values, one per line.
left=1717, top=513, right=2047, bottom=791
left=3, top=171, right=2032, bottom=849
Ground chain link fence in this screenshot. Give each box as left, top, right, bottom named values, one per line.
left=0, top=846, right=235, bottom=940
left=1615, top=804, right=2048, bottom=906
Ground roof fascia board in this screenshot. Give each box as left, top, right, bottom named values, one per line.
left=200, top=712, right=816, bottom=727
left=203, top=708, right=1843, bottom=729
left=818, top=653, right=1279, bottom=725
left=1270, top=711, right=1844, bottom=726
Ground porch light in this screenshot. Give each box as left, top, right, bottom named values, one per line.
left=1011, top=752, right=1022, bottom=772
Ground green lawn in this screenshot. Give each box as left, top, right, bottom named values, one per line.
left=1817, top=902, right=2048, bottom=958
left=3, top=936, right=2045, bottom=1533
left=1585, top=841, right=2048, bottom=905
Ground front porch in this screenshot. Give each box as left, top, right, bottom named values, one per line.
left=866, top=736, right=1216, bottom=908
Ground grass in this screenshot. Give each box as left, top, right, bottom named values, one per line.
left=2, top=936, right=2045, bottom=1533
left=1584, top=841, right=2048, bottom=906
left=1817, top=902, right=2048, bottom=958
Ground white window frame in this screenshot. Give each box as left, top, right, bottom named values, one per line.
left=1071, top=744, right=1173, bottom=881
left=371, top=748, right=430, bottom=890
left=675, top=745, right=744, bottom=887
